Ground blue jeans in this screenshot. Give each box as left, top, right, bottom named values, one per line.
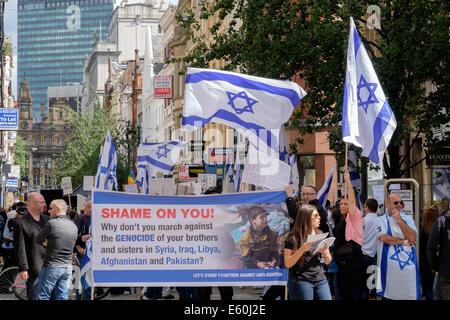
left=288, top=278, right=332, bottom=300
left=37, top=266, right=72, bottom=300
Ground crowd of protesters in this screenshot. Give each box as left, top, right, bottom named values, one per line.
left=281, top=174, right=449, bottom=301
left=0, top=185, right=448, bottom=301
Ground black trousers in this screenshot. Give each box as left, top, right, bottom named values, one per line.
left=197, top=286, right=233, bottom=301
left=336, top=259, right=362, bottom=300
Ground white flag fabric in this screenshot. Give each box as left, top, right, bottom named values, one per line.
left=289, top=153, right=300, bottom=197
left=342, top=17, right=397, bottom=166
left=94, top=130, right=118, bottom=190
left=317, top=166, right=335, bottom=208
left=183, top=68, right=306, bottom=152
left=135, top=141, right=182, bottom=194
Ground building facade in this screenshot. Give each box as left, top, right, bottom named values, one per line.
left=17, top=77, right=71, bottom=189
left=17, top=0, right=115, bottom=120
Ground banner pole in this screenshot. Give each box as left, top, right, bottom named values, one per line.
left=344, top=143, right=348, bottom=200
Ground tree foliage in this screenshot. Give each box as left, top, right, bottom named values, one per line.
left=54, top=103, right=132, bottom=190
left=172, top=0, right=450, bottom=178
left=14, top=135, right=27, bottom=177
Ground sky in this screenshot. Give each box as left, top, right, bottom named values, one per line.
left=3, top=0, right=179, bottom=99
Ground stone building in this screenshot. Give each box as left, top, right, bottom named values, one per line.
left=17, top=76, right=71, bottom=189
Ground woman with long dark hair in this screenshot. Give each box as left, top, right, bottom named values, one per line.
left=284, top=205, right=332, bottom=300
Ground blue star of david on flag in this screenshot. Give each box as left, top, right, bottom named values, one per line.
left=357, top=75, right=379, bottom=113
left=226, top=91, right=258, bottom=115
left=156, top=144, right=170, bottom=159
left=390, top=245, right=415, bottom=270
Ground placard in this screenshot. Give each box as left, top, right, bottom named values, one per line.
left=61, top=177, right=73, bottom=195
left=242, top=161, right=290, bottom=190
left=91, top=190, right=290, bottom=287
left=124, top=183, right=139, bottom=194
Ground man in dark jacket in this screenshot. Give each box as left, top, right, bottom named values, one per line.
left=301, top=185, right=330, bottom=234
left=427, top=209, right=450, bottom=300
left=13, top=192, right=49, bottom=300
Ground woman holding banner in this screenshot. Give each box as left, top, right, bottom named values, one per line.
left=284, top=205, right=332, bottom=300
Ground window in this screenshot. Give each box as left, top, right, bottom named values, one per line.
left=57, top=138, right=65, bottom=146
left=34, top=137, right=39, bottom=147
left=33, top=174, right=40, bottom=187
left=44, top=157, right=52, bottom=169
left=299, top=155, right=315, bottom=187
left=45, top=138, right=51, bottom=147
left=44, top=175, right=52, bottom=186
left=33, top=157, right=40, bottom=169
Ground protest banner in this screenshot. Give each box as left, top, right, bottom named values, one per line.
left=91, top=189, right=290, bottom=287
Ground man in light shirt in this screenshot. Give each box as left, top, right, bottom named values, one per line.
left=375, top=193, right=419, bottom=300
left=360, top=198, right=378, bottom=300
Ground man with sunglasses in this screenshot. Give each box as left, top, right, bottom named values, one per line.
left=375, top=193, right=420, bottom=300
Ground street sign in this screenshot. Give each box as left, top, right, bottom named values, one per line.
left=154, top=75, right=173, bottom=99
left=0, top=108, right=19, bottom=130
left=208, top=148, right=234, bottom=165
left=390, top=189, right=413, bottom=215
left=179, top=165, right=197, bottom=182
left=5, top=177, right=18, bottom=187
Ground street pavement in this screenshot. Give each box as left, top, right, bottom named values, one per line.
left=0, top=286, right=266, bottom=300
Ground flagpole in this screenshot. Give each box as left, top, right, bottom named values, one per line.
left=344, top=143, right=348, bottom=200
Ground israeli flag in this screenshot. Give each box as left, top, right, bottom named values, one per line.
left=94, top=130, right=118, bottom=190
left=136, top=163, right=152, bottom=195
left=342, top=17, right=397, bottom=166
left=233, top=148, right=241, bottom=193
left=346, top=150, right=364, bottom=210
left=135, top=141, right=182, bottom=194
left=222, top=163, right=235, bottom=194
left=289, top=154, right=300, bottom=197
left=182, top=68, right=306, bottom=152
left=317, top=166, right=335, bottom=208
left=78, top=237, right=93, bottom=292
left=376, top=214, right=420, bottom=300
